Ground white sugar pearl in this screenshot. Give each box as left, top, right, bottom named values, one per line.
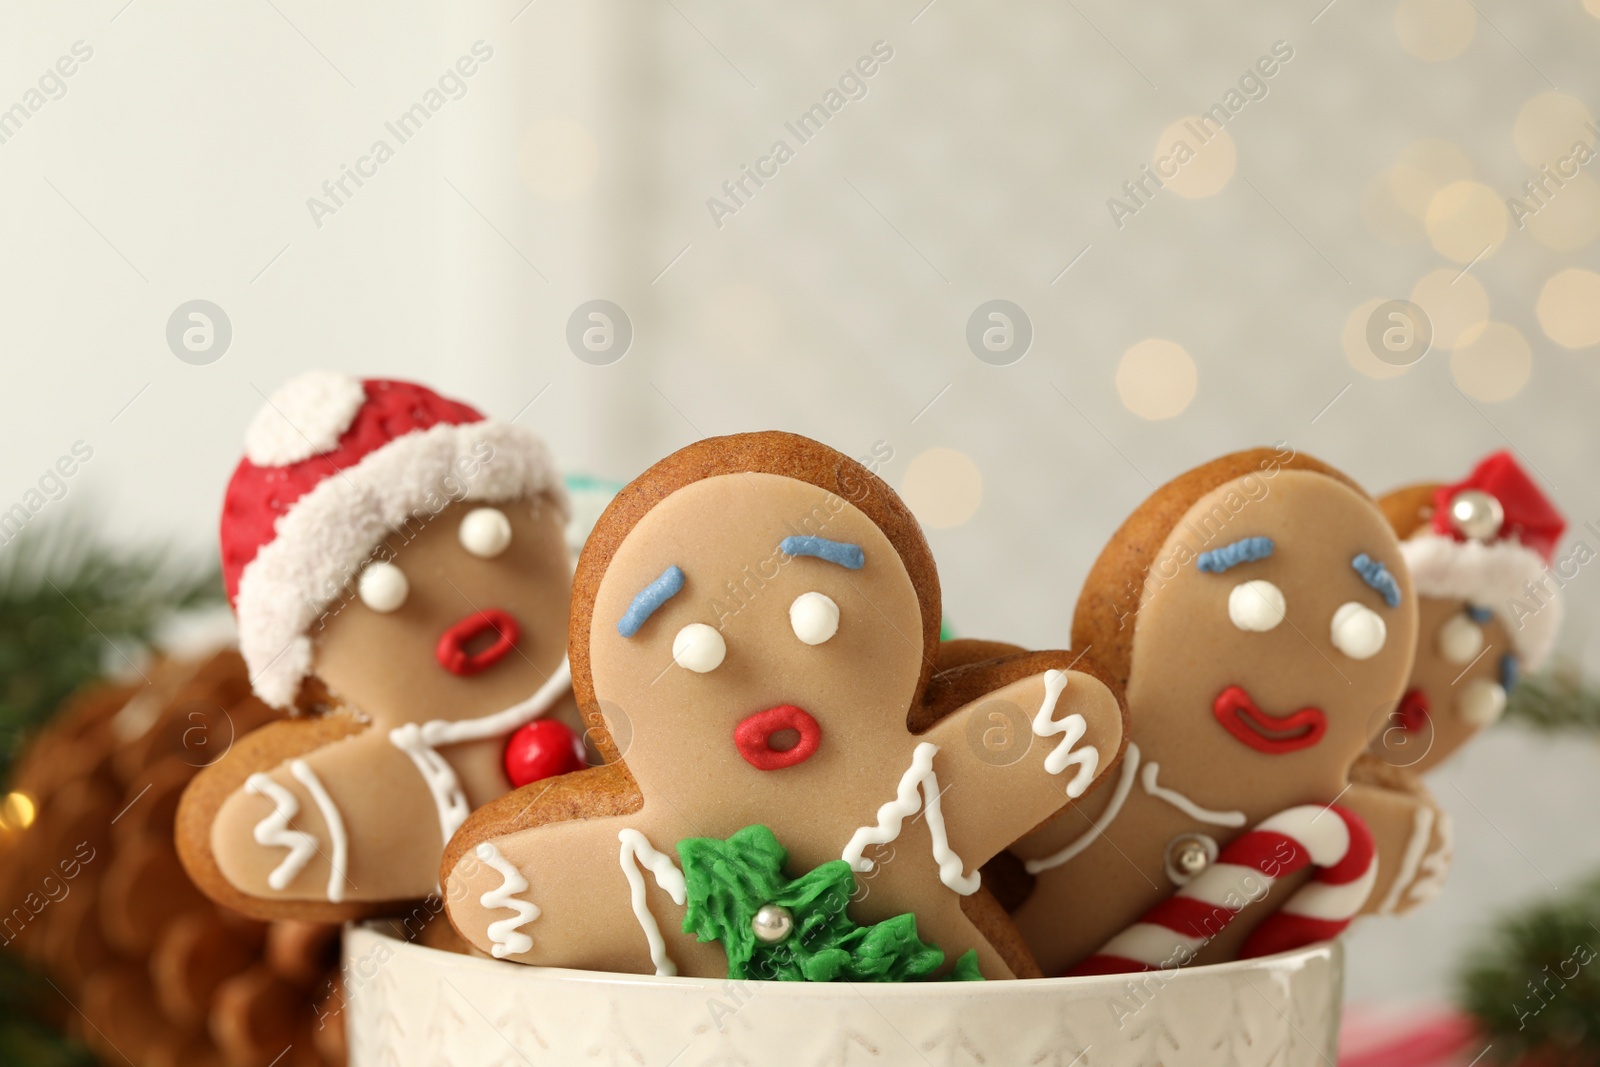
left=358, top=562, right=409, bottom=613
left=1458, top=678, right=1507, bottom=726
left=673, top=623, right=726, bottom=673
left=1330, top=602, right=1387, bottom=660
left=459, top=507, right=513, bottom=558
left=1437, top=614, right=1484, bottom=665
left=1228, top=580, right=1287, bottom=633
left=789, top=592, right=840, bottom=645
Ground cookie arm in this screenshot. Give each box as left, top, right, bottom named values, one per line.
left=913, top=663, right=1127, bottom=869
left=1341, top=775, right=1450, bottom=917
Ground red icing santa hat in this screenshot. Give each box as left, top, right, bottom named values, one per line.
left=1398, top=450, right=1566, bottom=671
left=220, top=371, right=567, bottom=709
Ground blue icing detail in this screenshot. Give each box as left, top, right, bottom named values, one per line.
left=1500, top=653, right=1520, bottom=692
left=1351, top=553, right=1402, bottom=608
left=1465, top=604, right=1494, bottom=624
left=1196, top=537, right=1274, bottom=574
left=779, top=536, right=865, bottom=570
left=617, top=565, right=685, bottom=637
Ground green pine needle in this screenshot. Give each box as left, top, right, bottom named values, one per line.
left=1458, top=873, right=1600, bottom=1065
left=0, top=954, right=95, bottom=1067
left=0, top=510, right=222, bottom=1065
left=1458, top=666, right=1600, bottom=1064
left=0, top=513, right=221, bottom=782
left=1505, top=666, right=1600, bottom=736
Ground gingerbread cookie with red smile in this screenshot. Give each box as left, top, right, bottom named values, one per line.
left=1374, top=450, right=1566, bottom=775
left=441, top=431, right=1127, bottom=980
left=177, top=373, right=581, bottom=921
left=1007, top=447, right=1429, bottom=974
left=1341, top=452, right=1567, bottom=921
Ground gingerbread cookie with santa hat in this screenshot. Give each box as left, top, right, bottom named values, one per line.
left=1007, top=447, right=1436, bottom=975
left=1374, top=449, right=1566, bottom=775
left=177, top=372, right=582, bottom=921
left=1342, top=452, right=1567, bottom=921
left=441, top=431, right=1127, bottom=980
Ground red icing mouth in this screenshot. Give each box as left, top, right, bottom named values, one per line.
left=436, top=609, right=520, bottom=676
left=1213, top=685, right=1327, bottom=754
left=1396, top=687, right=1431, bottom=733
left=734, top=705, right=822, bottom=771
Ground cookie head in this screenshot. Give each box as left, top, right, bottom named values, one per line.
left=1378, top=455, right=1565, bottom=772
left=1078, top=449, right=1419, bottom=783
left=221, top=372, right=570, bottom=715
left=312, top=496, right=570, bottom=725
left=573, top=433, right=939, bottom=793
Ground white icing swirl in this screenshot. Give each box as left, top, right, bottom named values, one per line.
left=842, top=741, right=981, bottom=896
left=618, top=829, right=687, bottom=977
left=245, top=773, right=317, bottom=891
left=289, top=759, right=348, bottom=903
left=475, top=842, right=540, bottom=959
left=1030, top=670, right=1100, bottom=796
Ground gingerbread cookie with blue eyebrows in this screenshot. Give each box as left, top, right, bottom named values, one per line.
left=1338, top=452, right=1567, bottom=923
left=441, top=431, right=1126, bottom=980
left=1372, top=450, right=1567, bottom=776
left=1007, top=447, right=1428, bottom=975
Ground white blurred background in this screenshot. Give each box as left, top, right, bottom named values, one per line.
left=2, top=0, right=1599, bottom=1007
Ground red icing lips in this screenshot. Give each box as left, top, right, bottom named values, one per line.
left=1213, top=685, right=1327, bottom=754
left=734, top=705, right=822, bottom=771
left=436, top=609, right=520, bottom=676
left=1396, top=687, right=1432, bottom=733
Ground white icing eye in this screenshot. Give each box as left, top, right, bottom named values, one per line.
left=673, top=623, right=726, bottom=673
left=1458, top=678, right=1507, bottom=726
left=1228, top=580, right=1286, bottom=633
left=789, top=592, right=840, bottom=645
left=1330, top=602, right=1387, bottom=660
left=358, top=562, right=408, bottom=613
left=1437, top=614, right=1484, bottom=665
left=459, top=507, right=513, bottom=558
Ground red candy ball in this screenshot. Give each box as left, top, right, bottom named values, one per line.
left=503, top=720, right=585, bottom=788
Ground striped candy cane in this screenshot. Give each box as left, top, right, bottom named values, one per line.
left=1068, top=804, right=1376, bottom=976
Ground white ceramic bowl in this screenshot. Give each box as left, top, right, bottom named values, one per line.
left=342, top=922, right=1343, bottom=1066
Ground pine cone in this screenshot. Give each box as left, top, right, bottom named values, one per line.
left=2, top=650, right=347, bottom=1067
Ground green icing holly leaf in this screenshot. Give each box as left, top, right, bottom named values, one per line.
left=677, top=824, right=983, bottom=983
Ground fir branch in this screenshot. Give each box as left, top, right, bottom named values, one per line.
left=0, top=512, right=222, bottom=783
left=1458, top=874, right=1600, bottom=1065
left=1505, top=667, right=1600, bottom=736
left=0, top=953, right=96, bottom=1067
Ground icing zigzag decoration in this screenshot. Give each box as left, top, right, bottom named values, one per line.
left=842, top=743, right=981, bottom=896
left=244, top=773, right=319, bottom=892
left=475, top=842, right=540, bottom=959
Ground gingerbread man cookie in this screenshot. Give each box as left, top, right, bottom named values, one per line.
left=1374, top=450, right=1566, bottom=775
left=1344, top=452, right=1565, bottom=922
left=442, top=431, right=1126, bottom=980
left=1007, top=447, right=1427, bottom=974
left=177, top=373, right=580, bottom=920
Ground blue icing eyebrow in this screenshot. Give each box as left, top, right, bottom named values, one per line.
left=617, top=565, right=685, bottom=637
left=1466, top=604, right=1494, bottom=624
left=1351, top=553, right=1402, bottom=608
left=779, top=535, right=864, bottom=570
left=1197, top=537, right=1274, bottom=574
left=1500, top=653, right=1519, bottom=692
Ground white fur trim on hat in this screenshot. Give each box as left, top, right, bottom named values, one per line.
left=245, top=371, right=368, bottom=467
left=234, top=421, right=569, bottom=709
left=1399, top=532, right=1562, bottom=671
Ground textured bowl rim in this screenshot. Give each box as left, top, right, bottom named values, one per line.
left=348, top=921, right=1343, bottom=1000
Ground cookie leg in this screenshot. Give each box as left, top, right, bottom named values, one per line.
left=444, top=812, right=724, bottom=977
